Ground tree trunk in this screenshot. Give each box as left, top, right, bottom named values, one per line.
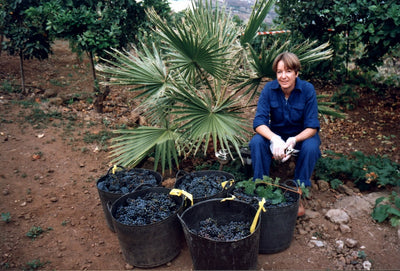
left=88, top=51, right=111, bottom=113
left=19, top=50, right=26, bottom=94
left=88, top=51, right=98, bottom=92
left=93, top=85, right=111, bottom=113
left=0, top=35, right=3, bottom=56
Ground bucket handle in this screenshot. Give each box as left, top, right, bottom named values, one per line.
left=175, top=170, right=188, bottom=180
left=250, top=198, right=266, bottom=234
left=170, top=189, right=194, bottom=206
left=255, top=180, right=301, bottom=195
left=107, top=165, right=126, bottom=175
left=221, top=179, right=235, bottom=190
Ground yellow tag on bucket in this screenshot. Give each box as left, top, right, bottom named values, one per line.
left=220, top=195, right=236, bottom=202
left=111, top=165, right=118, bottom=174
left=221, top=180, right=234, bottom=189
left=169, top=189, right=194, bottom=206
left=250, top=198, right=266, bottom=234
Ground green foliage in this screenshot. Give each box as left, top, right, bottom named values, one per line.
left=26, top=226, right=53, bottom=240
left=1, top=212, right=11, bottom=223
left=236, top=176, right=287, bottom=205
left=331, top=84, right=359, bottom=110
left=372, top=191, right=400, bottom=227
left=276, top=0, right=400, bottom=77
left=330, top=178, right=343, bottom=190
left=26, top=226, right=44, bottom=240
left=24, top=259, right=48, bottom=270
left=1, top=0, right=54, bottom=60
left=25, top=108, right=63, bottom=129
left=315, top=150, right=400, bottom=190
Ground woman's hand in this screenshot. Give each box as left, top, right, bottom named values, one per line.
left=270, top=135, right=286, bottom=160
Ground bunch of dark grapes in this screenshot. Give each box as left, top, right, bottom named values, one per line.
left=97, top=169, right=158, bottom=194
left=177, top=174, right=227, bottom=199
left=194, top=218, right=251, bottom=241
left=115, top=192, right=179, bottom=226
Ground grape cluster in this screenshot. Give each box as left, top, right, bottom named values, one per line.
left=193, top=218, right=251, bottom=241
left=97, top=169, right=158, bottom=194
left=114, top=192, right=179, bottom=226
left=176, top=174, right=227, bottom=199
left=232, top=187, right=298, bottom=209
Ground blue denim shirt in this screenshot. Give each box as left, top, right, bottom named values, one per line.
left=253, top=78, right=320, bottom=137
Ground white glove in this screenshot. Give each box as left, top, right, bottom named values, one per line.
left=285, top=137, right=297, bottom=150
left=270, top=135, right=286, bottom=160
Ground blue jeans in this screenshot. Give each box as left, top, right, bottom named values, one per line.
left=249, top=133, right=321, bottom=186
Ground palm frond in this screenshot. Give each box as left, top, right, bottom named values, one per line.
left=170, top=82, right=251, bottom=157
left=240, top=0, right=276, bottom=46
left=96, top=44, right=169, bottom=100
left=147, top=7, right=232, bottom=81
left=110, top=127, right=181, bottom=174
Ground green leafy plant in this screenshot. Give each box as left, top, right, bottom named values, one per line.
left=24, top=259, right=48, bottom=270
left=26, top=226, right=44, bottom=240
left=330, top=178, right=343, bottom=190
left=235, top=176, right=299, bottom=205
left=371, top=191, right=400, bottom=227
left=26, top=226, right=52, bottom=240
left=315, top=150, right=400, bottom=190
left=331, top=84, right=360, bottom=110
left=1, top=212, right=11, bottom=223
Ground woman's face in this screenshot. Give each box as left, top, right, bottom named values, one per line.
left=276, top=60, right=298, bottom=93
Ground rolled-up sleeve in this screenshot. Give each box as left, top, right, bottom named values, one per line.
left=302, top=82, right=320, bottom=131
left=253, top=84, right=271, bottom=130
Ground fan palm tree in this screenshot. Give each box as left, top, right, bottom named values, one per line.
left=96, top=0, right=334, bottom=174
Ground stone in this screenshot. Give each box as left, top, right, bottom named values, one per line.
left=309, top=239, right=325, bottom=248
left=345, top=238, right=358, bottom=248
left=397, top=226, right=400, bottom=241
left=335, top=240, right=344, bottom=251
left=317, top=180, right=330, bottom=192
left=48, top=97, right=63, bottom=106
left=325, top=209, right=350, bottom=224
left=305, top=209, right=320, bottom=219
left=337, top=184, right=354, bottom=195
left=340, top=224, right=351, bottom=233
left=43, top=88, right=58, bottom=98
left=363, top=260, right=372, bottom=270
left=125, top=263, right=134, bottom=270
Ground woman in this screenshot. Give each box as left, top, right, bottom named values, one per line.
left=249, top=52, right=321, bottom=187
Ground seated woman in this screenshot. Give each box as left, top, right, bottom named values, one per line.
left=249, top=52, right=321, bottom=187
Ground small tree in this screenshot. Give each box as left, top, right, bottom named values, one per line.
left=1, top=0, right=55, bottom=93
left=48, top=0, right=171, bottom=112
left=276, top=0, right=400, bottom=76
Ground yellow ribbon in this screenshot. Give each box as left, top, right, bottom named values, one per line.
left=111, top=165, right=118, bottom=174
left=221, top=179, right=234, bottom=189
left=169, top=189, right=194, bottom=206
left=250, top=198, right=266, bottom=234
left=220, top=195, right=236, bottom=202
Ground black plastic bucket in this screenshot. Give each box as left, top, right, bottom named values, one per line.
left=96, top=167, right=162, bottom=232
left=110, top=187, right=184, bottom=268
left=259, top=189, right=300, bottom=254
left=174, top=170, right=235, bottom=204
left=179, top=198, right=260, bottom=270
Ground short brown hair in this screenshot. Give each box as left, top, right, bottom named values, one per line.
left=272, top=52, right=301, bottom=73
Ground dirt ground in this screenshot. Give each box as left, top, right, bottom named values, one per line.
left=1, top=40, right=399, bottom=270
